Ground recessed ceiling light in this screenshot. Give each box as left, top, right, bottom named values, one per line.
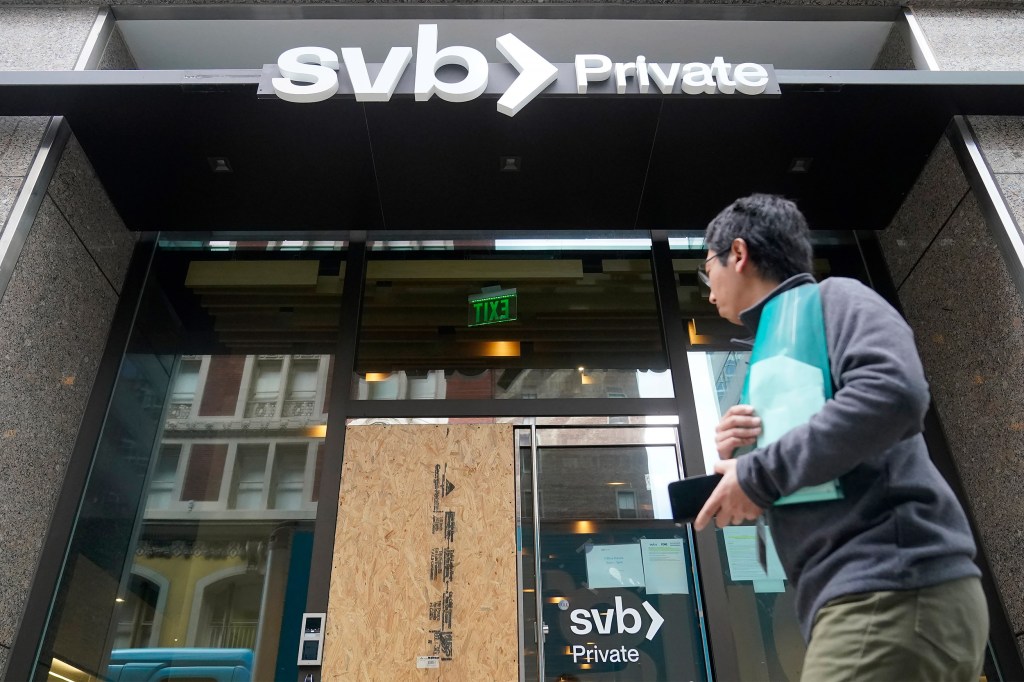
left=500, top=156, right=521, bottom=172
left=208, top=157, right=233, bottom=173
left=789, top=157, right=813, bottom=173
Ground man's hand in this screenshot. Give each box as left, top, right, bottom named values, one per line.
left=715, top=404, right=762, bottom=459
left=694, top=459, right=763, bottom=530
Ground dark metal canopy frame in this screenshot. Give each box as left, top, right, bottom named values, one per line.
left=2, top=68, right=1024, bottom=233
left=3, top=67, right=1024, bottom=682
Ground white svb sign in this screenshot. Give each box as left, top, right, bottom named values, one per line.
left=269, top=24, right=776, bottom=117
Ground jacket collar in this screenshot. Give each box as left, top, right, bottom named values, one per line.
left=737, top=272, right=817, bottom=336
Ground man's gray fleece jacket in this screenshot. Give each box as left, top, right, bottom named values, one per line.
left=735, top=273, right=980, bottom=642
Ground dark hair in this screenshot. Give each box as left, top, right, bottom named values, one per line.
left=704, top=194, right=813, bottom=283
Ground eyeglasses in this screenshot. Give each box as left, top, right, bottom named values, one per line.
left=697, top=253, right=723, bottom=287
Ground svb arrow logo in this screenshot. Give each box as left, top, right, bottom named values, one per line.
left=495, top=33, right=559, bottom=117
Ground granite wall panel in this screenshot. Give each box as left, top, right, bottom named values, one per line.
left=47, top=136, right=136, bottom=292
left=914, top=8, right=1024, bottom=71
left=1, top=5, right=97, bottom=224
left=880, top=99, right=1024, bottom=660
left=897, top=191, right=1024, bottom=654
left=872, top=23, right=915, bottom=69
left=0, top=196, right=119, bottom=651
left=879, top=134, right=969, bottom=287
left=0, top=117, right=48, bottom=227
left=0, top=117, right=48, bottom=176
left=98, top=23, right=136, bottom=70
left=970, top=117, right=1024, bottom=173
left=0, top=176, right=23, bottom=229
left=0, top=127, right=133, bottom=673
left=969, top=115, right=1024, bottom=245
left=0, top=9, right=134, bottom=670
left=0, top=7, right=95, bottom=71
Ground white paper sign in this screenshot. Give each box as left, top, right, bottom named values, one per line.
left=640, top=538, right=688, bottom=595
left=416, top=656, right=440, bottom=669
left=585, top=544, right=646, bottom=589
left=722, top=525, right=786, bottom=593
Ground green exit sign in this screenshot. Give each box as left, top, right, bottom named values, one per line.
left=468, top=289, right=518, bottom=327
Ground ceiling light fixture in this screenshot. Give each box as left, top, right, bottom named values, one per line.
left=208, top=157, right=233, bottom=173
left=499, top=155, right=522, bottom=172
left=788, top=157, right=813, bottom=173
left=478, top=341, right=521, bottom=357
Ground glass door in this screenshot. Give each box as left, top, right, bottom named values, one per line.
left=518, top=424, right=710, bottom=682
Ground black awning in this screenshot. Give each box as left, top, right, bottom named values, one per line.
left=2, top=69, right=1023, bottom=232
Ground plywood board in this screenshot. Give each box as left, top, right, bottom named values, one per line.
left=323, top=424, right=518, bottom=681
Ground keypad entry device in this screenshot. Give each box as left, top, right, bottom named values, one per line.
left=297, top=613, right=327, bottom=666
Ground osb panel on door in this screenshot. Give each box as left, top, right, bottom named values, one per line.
left=323, top=424, right=518, bottom=681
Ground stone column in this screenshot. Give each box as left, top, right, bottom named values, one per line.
left=0, top=8, right=136, bottom=677
left=884, top=6, right=1024, bottom=660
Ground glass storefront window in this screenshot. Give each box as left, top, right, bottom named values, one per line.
left=38, top=244, right=343, bottom=682
left=355, top=236, right=672, bottom=400
left=34, top=229, right=886, bottom=682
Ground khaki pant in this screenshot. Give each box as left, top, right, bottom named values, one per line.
left=801, top=577, right=988, bottom=682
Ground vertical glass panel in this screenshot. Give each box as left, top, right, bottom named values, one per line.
left=355, top=235, right=672, bottom=400
left=41, top=350, right=172, bottom=680
left=689, top=350, right=805, bottom=681
left=40, top=242, right=343, bottom=682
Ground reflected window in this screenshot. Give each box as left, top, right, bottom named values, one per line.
left=248, top=358, right=282, bottom=416
left=231, top=445, right=268, bottom=510
left=113, top=572, right=164, bottom=649
left=271, top=444, right=309, bottom=510
left=169, top=358, right=202, bottom=419
left=197, top=571, right=263, bottom=649
left=355, top=238, right=672, bottom=400
left=616, top=490, right=638, bottom=519
left=147, top=445, right=182, bottom=511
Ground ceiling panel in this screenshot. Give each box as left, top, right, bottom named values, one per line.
left=365, top=96, right=662, bottom=230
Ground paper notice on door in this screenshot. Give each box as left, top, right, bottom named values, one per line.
left=585, top=544, right=646, bottom=589
left=722, top=525, right=785, bottom=590
left=640, top=538, right=688, bottom=594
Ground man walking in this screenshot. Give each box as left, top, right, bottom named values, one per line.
left=693, top=194, right=987, bottom=681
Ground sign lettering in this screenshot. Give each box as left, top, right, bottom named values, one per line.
left=468, top=289, right=517, bottom=327
left=269, top=24, right=776, bottom=116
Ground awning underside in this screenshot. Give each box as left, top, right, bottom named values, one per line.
left=3, top=70, right=1024, bottom=232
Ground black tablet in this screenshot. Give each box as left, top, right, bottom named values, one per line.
left=667, top=474, right=724, bottom=523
